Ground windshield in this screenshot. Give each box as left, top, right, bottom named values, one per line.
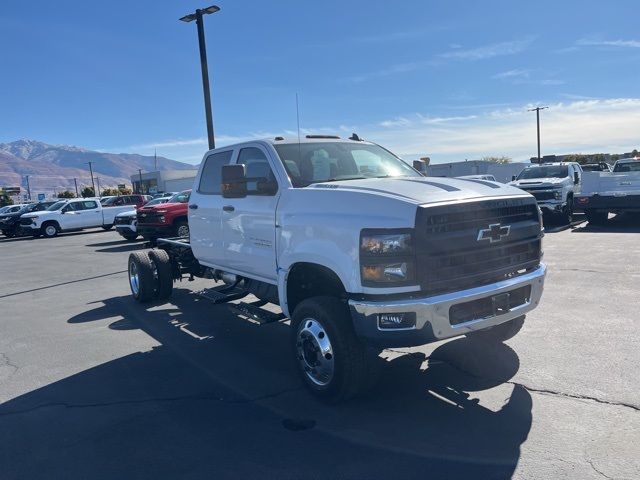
left=273, top=142, right=420, bottom=187
left=517, top=166, right=568, bottom=180
left=613, top=161, right=640, bottom=172
left=47, top=201, right=68, bottom=211
left=167, top=191, right=190, bottom=203
left=143, top=198, right=167, bottom=207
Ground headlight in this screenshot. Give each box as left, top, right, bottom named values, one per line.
left=360, top=230, right=415, bottom=286
left=554, top=190, right=562, bottom=200
left=159, top=215, right=166, bottom=223
left=360, top=232, right=412, bottom=255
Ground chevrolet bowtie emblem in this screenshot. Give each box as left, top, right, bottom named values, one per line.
left=477, top=223, right=511, bottom=243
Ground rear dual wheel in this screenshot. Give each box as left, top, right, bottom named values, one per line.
left=128, top=250, right=174, bottom=303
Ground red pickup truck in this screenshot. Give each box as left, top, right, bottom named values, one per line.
left=136, top=190, right=190, bottom=241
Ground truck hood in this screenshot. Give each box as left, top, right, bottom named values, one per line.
left=116, top=209, right=137, bottom=218
left=21, top=210, right=59, bottom=219
left=308, top=176, right=529, bottom=205
left=510, top=178, right=566, bottom=189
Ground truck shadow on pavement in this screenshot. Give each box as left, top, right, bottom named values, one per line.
left=0, top=288, right=532, bottom=480
left=571, top=213, right=640, bottom=233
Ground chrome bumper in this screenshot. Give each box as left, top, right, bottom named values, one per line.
left=349, top=264, right=546, bottom=346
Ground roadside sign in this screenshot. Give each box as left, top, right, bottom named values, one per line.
left=149, top=187, right=158, bottom=194
left=23, top=194, right=29, bottom=202
left=37, top=193, right=46, bottom=201
left=117, top=184, right=126, bottom=190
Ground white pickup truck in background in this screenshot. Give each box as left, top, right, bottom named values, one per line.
left=575, top=158, right=640, bottom=225
left=20, top=198, right=137, bottom=238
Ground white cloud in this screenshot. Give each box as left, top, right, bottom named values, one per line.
left=356, top=98, right=640, bottom=162
left=493, top=69, right=530, bottom=79
left=576, top=38, right=640, bottom=48
left=439, top=37, right=535, bottom=61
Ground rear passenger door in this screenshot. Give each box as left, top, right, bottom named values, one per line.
left=190, top=149, right=235, bottom=268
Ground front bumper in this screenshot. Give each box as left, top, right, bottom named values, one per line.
left=349, top=264, right=546, bottom=348
left=137, top=224, right=173, bottom=238
left=536, top=200, right=564, bottom=213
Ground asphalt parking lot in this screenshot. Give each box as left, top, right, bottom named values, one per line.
left=0, top=217, right=638, bottom=480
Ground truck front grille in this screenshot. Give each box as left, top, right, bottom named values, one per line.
left=20, top=218, right=34, bottom=226
left=522, top=189, right=555, bottom=201
left=415, top=198, right=542, bottom=296
left=136, top=211, right=162, bottom=224
left=115, top=216, right=134, bottom=225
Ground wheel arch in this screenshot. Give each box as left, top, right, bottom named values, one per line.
left=280, top=262, right=347, bottom=318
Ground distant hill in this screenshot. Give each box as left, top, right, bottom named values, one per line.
left=0, top=139, right=193, bottom=196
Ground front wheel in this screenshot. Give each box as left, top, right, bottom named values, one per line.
left=467, top=315, right=525, bottom=343
left=121, top=231, right=139, bottom=241
left=102, top=224, right=113, bottom=231
left=174, top=220, right=189, bottom=238
left=559, top=200, right=573, bottom=224
left=291, top=296, right=372, bottom=403
left=41, top=223, right=59, bottom=238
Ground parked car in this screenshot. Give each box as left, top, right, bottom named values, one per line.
left=152, top=192, right=177, bottom=199
left=581, top=163, right=611, bottom=172
left=0, top=201, right=56, bottom=237
left=136, top=190, right=190, bottom=242
left=575, top=158, right=640, bottom=224
left=126, top=136, right=546, bottom=402
left=509, top=162, right=582, bottom=223
left=114, top=197, right=169, bottom=241
left=101, top=194, right=152, bottom=208
left=0, top=204, right=27, bottom=215
left=20, top=198, right=140, bottom=238
left=99, top=196, right=116, bottom=205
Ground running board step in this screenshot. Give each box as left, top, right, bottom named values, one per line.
left=231, top=302, right=286, bottom=324
left=196, top=284, right=249, bottom=304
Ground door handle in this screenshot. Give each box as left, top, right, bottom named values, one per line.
left=189, top=204, right=198, bottom=210
left=223, top=205, right=235, bottom=212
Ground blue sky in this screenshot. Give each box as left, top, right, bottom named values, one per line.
left=1, top=0, right=639, bottom=164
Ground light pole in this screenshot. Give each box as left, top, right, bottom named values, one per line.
left=24, top=175, right=31, bottom=201
left=180, top=5, right=220, bottom=150
left=528, top=106, right=548, bottom=163
left=96, top=177, right=101, bottom=197
left=86, top=161, right=96, bottom=195
left=73, top=178, right=79, bottom=197
left=138, top=169, right=144, bottom=194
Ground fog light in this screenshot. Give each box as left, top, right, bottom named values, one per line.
left=377, top=312, right=416, bottom=330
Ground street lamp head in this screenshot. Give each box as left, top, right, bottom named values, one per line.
left=180, top=5, right=220, bottom=22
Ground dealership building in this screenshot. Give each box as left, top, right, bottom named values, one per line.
left=426, top=160, right=530, bottom=183
left=131, top=170, right=198, bottom=195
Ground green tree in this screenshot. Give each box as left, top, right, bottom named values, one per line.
left=81, top=186, right=95, bottom=198
left=118, top=187, right=133, bottom=195
left=481, top=156, right=512, bottom=164
left=57, top=190, right=76, bottom=198
left=0, top=195, right=14, bottom=207
left=101, top=188, right=117, bottom=196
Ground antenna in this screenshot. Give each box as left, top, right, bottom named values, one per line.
left=296, top=93, right=302, bottom=163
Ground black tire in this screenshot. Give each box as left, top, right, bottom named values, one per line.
left=468, top=315, right=525, bottom=343
left=102, top=224, right=113, bottom=231
left=121, top=231, right=139, bottom=241
left=174, top=220, right=189, bottom=238
left=559, top=197, right=573, bottom=224
left=148, top=249, right=173, bottom=300
left=3, top=230, right=15, bottom=238
left=586, top=210, right=608, bottom=226
left=41, top=222, right=59, bottom=238
left=128, top=251, right=156, bottom=302
left=291, top=296, right=372, bottom=403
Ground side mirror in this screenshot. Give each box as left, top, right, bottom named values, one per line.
left=574, top=172, right=580, bottom=184
left=222, top=164, right=248, bottom=198
left=512, top=175, right=517, bottom=181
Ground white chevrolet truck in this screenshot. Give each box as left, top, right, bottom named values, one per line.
left=509, top=162, right=582, bottom=224
left=574, top=158, right=640, bottom=225
left=126, top=136, right=546, bottom=402
left=21, top=198, right=134, bottom=238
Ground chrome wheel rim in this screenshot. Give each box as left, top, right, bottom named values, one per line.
left=129, top=261, right=140, bottom=296
left=296, top=318, right=334, bottom=386
left=177, top=225, right=189, bottom=237
left=45, top=225, right=56, bottom=236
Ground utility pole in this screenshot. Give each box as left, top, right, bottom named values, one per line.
left=154, top=148, right=158, bottom=171
left=180, top=5, right=220, bottom=150
left=73, top=178, right=79, bottom=197
left=528, top=106, right=548, bottom=163
left=138, top=169, right=144, bottom=194
left=24, top=175, right=31, bottom=201
left=96, top=177, right=101, bottom=197
left=86, top=161, right=96, bottom=195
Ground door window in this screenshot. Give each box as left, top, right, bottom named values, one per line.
left=199, top=150, right=234, bottom=194
left=238, top=147, right=277, bottom=195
